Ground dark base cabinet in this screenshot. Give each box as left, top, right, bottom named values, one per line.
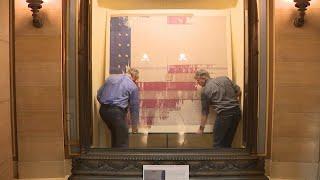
left=69, top=148, right=268, bottom=180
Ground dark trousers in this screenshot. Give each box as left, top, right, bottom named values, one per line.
left=213, top=108, right=241, bottom=148
left=99, top=104, right=128, bottom=148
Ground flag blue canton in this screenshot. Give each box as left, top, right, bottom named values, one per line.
left=110, top=16, right=131, bottom=74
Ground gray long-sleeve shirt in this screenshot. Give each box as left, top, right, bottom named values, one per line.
left=201, top=76, right=240, bottom=115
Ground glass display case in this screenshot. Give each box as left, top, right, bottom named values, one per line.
left=66, top=0, right=267, bottom=179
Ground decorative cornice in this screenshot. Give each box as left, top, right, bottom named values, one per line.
left=70, top=148, right=266, bottom=179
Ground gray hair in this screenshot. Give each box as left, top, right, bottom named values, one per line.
left=127, top=67, right=139, bottom=79
left=194, top=69, right=210, bottom=80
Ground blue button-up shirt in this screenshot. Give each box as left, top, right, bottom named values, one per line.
left=97, top=74, right=140, bottom=125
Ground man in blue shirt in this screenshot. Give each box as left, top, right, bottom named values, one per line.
left=97, top=68, right=140, bottom=148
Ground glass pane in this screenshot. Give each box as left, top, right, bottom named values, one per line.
left=91, top=1, right=246, bottom=149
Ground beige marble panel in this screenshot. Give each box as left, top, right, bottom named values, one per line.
left=275, top=8, right=320, bottom=32
left=18, top=135, right=64, bottom=162
left=64, top=160, right=71, bottom=176
left=15, top=37, right=61, bottom=62
left=0, top=0, right=12, bottom=178
left=275, top=9, right=320, bottom=62
left=17, top=110, right=63, bottom=137
left=272, top=2, right=320, bottom=178
left=15, top=62, right=61, bottom=87
left=275, top=62, right=320, bottom=87
left=274, top=86, right=320, bottom=113
left=0, top=101, right=12, bottom=158
left=15, top=0, right=64, bottom=178
left=15, top=0, right=62, bottom=37
left=15, top=0, right=62, bottom=11
left=275, top=0, right=320, bottom=8
left=0, top=42, right=10, bottom=100
left=15, top=85, right=61, bottom=111
left=274, top=112, right=320, bottom=139
left=0, top=0, right=9, bottom=38
left=0, top=158, right=13, bottom=180
left=272, top=137, right=319, bottom=163
left=270, top=162, right=319, bottom=180
left=18, top=161, right=65, bottom=179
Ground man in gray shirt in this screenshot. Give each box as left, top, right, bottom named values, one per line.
left=194, top=69, right=241, bottom=148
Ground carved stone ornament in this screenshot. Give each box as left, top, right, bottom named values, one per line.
left=69, top=148, right=268, bottom=180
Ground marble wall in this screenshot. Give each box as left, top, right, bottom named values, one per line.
left=14, top=0, right=65, bottom=178
left=9, top=0, right=320, bottom=179
left=269, top=0, right=320, bottom=179
left=0, top=0, right=13, bottom=179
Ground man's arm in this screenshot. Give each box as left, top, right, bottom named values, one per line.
left=97, top=84, right=103, bottom=102
left=97, top=79, right=108, bottom=103
left=229, top=78, right=241, bottom=102
left=129, top=87, right=140, bottom=133
left=198, top=114, right=208, bottom=134
left=234, top=84, right=241, bottom=102
left=198, top=92, right=210, bottom=134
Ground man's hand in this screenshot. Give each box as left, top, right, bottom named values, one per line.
left=196, top=125, right=205, bottom=134
left=132, top=126, right=138, bottom=133
left=197, top=128, right=204, bottom=134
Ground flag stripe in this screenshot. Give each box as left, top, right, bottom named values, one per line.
left=140, top=99, right=183, bottom=109
left=138, top=82, right=197, bottom=91
left=167, top=64, right=227, bottom=73
left=140, top=91, right=200, bottom=100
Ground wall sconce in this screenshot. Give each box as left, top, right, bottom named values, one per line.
left=293, top=0, right=311, bottom=27
left=26, top=0, right=44, bottom=28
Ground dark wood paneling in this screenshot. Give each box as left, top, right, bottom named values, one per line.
left=78, top=0, right=92, bottom=149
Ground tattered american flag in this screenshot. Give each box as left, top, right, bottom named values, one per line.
left=110, top=16, right=217, bottom=130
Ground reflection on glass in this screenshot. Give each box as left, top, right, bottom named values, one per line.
left=92, top=6, right=245, bottom=149
left=141, top=53, right=150, bottom=62
left=178, top=53, right=187, bottom=62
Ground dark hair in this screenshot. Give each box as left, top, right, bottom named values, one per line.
left=194, top=69, right=210, bottom=80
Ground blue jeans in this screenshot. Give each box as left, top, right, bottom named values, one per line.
left=213, top=108, right=241, bottom=148
left=99, top=104, right=128, bottom=148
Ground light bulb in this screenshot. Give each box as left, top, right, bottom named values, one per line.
left=141, top=53, right=150, bottom=61
left=179, top=53, right=187, bottom=61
